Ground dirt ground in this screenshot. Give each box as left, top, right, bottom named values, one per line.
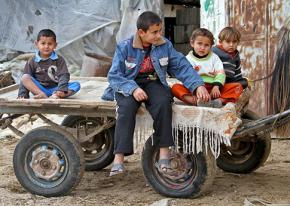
left=1, top=115, right=290, bottom=206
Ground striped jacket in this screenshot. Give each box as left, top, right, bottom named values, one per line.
left=212, top=46, right=248, bottom=89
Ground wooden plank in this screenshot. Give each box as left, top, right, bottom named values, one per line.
left=0, top=99, right=116, bottom=107
left=0, top=106, right=116, bottom=117
left=0, top=77, right=178, bottom=115
left=0, top=84, right=18, bottom=95
left=70, top=76, right=108, bottom=81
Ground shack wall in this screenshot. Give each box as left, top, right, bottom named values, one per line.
left=201, top=0, right=290, bottom=115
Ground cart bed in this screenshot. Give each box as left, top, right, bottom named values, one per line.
left=0, top=77, right=116, bottom=117
left=0, top=76, right=245, bottom=157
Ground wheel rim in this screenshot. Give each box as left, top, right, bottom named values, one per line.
left=220, top=140, right=255, bottom=164
left=73, top=118, right=112, bottom=163
left=25, top=142, right=68, bottom=188
left=152, top=148, right=198, bottom=190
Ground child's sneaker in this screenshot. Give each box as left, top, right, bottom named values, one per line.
left=197, top=99, right=223, bottom=108
left=197, top=99, right=213, bottom=108
left=211, top=99, right=223, bottom=108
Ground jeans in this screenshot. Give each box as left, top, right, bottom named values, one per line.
left=114, top=79, right=174, bottom=155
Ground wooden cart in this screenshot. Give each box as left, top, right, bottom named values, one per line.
left=1, top=77, right=289, bottom=198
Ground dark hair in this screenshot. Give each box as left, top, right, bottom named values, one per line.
left=218, top=27, right=241, bottom=42
left=37, top=29, right=56, bottom=41
left=137, top=11, right=162, bottom=32
left=190, top=28, right=214, bottom=45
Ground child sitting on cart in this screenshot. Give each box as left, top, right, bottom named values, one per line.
left=17, top=29, right=80, bottom=99
left=212, top=27, right=249, bottom=103
left=171, top=28, right=225, bottom=108
left=102, top=11, right=210, bottom=176
left=172, top=28, right=246, bottom=108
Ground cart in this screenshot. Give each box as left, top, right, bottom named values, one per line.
left=1, top=77, right=289, bottom=198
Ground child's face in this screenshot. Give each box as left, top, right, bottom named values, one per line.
left=220, top=39, right=239, bottom=53
left=138, top=23, right=162, bottom=47
left=190, top=36, right=212, bottom=56
left=35, top=36, right=57, bottom=58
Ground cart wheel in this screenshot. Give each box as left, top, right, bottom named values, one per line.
left=141, top=135, right=216, bottom=198
left=13, top=126, right=84, bottom=197
left=217, top=110, right=272, bottom=173
left=61, top=116, right=114, bottom=171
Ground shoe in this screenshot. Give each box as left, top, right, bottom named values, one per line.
left=197, top=99, right=223, bottom=108
left=197, top=99, right=213, bottom=108
left=109, top=163, right=125, bottom=176
left=155, top=159, right=175, bottom=176
left=211, top=99, right=223, bottom=108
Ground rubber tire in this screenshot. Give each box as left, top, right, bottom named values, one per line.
left=141, top=136, right=216, bottom=198
left=61, top=115, right=114, bottom=171
left=217, top=110, right=272, bottom=173
left=13, top=126, right=85, bottom=197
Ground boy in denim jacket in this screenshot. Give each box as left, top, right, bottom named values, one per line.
left=102, top=11, right=210, bottom=176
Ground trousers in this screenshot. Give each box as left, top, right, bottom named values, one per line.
left=114, top=80, right=174, bottom=155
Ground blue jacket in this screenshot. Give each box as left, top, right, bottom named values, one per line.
left=102, top=33, right=204, bottom=100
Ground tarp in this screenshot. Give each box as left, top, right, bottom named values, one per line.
left=0, top=0, right=162, bottom=67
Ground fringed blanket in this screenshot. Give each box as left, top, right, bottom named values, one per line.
left=134, top=102, right=242, bottom=158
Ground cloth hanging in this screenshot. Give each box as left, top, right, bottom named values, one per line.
left=134, top=102, right=242, bottom=158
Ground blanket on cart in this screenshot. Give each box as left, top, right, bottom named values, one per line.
left=134, top=102, right=242, bottom=158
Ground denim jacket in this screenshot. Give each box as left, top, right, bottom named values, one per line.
left=102, top=33, right=204, bottom=100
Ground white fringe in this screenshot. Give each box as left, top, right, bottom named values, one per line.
left=133, top=109, right=154, bottom=152
left=131, top=103, right=239, bottom=158
left=170, top=125, right=231, bottom=158
left=133, top=117, right=232, bottom=159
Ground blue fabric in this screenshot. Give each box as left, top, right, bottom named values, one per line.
left=34, top=50, right=58, bottom=63
left=32, top=78, right=80, bottom=97
left=102, top=35, right=204, bottom=101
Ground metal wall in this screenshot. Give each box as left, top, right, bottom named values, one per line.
left=227, top=0, right=290, bottom=115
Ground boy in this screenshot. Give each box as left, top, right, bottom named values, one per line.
left=102, top=11, right=210, bottom=176
left=18, top=29, right=80, bottom=99
left=212, top=27, right=248, bottom=102
left=171, top=28, right=225, bottom=108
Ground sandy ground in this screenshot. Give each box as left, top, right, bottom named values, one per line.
left=1, top=115, right=290, bottom=206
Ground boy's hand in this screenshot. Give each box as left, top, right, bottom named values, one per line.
left=210, top=85, right=221, bottom=98
left=196, top=86, right=210, bottom=102
left=133, top=88, right=148, bottom=102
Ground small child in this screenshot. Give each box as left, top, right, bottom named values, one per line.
left=212, top=27, right=248, bottom=101
left=171, top=28, right=225, bottom=108
left=18, top=29, right=80, bottom=99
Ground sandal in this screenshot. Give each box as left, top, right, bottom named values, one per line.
left=109, top=163, right=125, bottom=177
left=155, top=159, right=175, bottom=176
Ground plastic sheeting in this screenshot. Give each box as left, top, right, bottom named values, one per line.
left=0, top=0, right=162, bottom=67
left=117, top=0, right=163, bottom=42
left=0, top=0, right=121, bottom=51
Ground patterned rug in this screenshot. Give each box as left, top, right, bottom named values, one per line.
left=134, top=102, right=242, bottom=158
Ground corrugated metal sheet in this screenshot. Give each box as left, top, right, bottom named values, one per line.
left=200, top=0, right=289, bottom=115
left=228, top=0, right=269, bottom=115
left=227, top=0, right=290, bottom=115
